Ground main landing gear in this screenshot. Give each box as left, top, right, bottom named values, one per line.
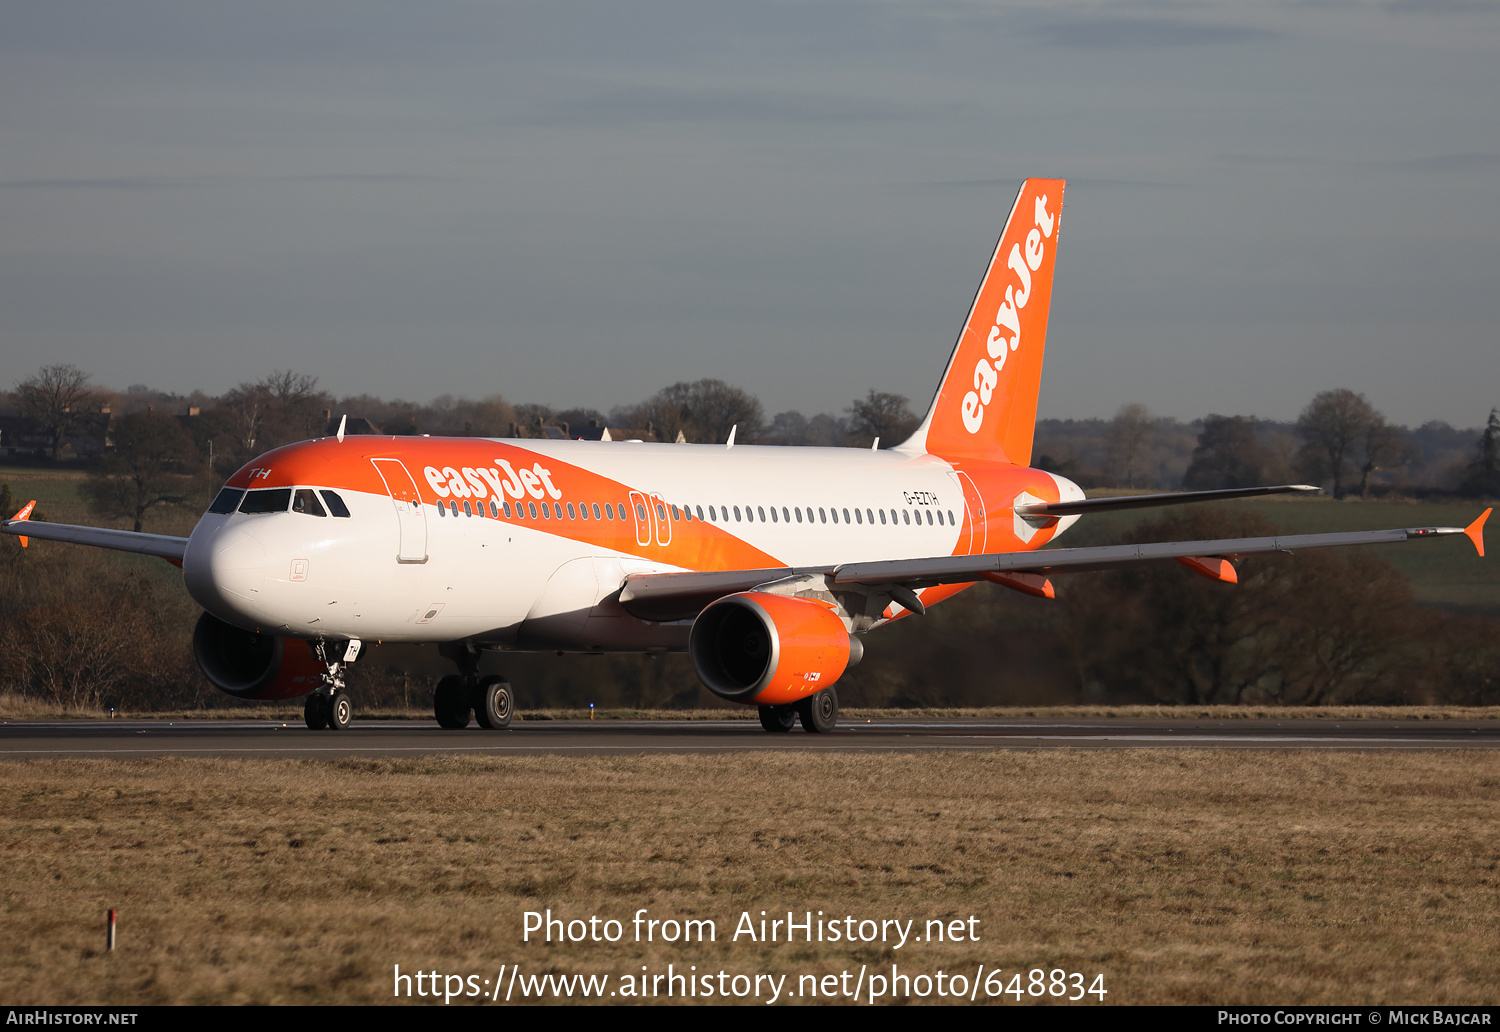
left=304, top=639, right=360, bottom=731
left=757, top=686, right=839, bottom=734
left=434, top=645, right=513, bottom=730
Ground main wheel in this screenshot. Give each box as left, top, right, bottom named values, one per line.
left=796, top=687, right=839, bottom=734
left=326, top=689, right=352, bottom=731
left=473, top=675, right=513, bottom=730
left=758, top=704, right=796, bottom=732
left=434, top=675, right=472, bottom=729
left=303, top=692, right=329, bottom=730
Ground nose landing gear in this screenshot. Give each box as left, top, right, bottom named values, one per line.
left=304, top=639, right=360, bottom=730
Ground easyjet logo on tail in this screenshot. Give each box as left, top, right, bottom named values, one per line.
left=962, top=193, right=1055, bottom=435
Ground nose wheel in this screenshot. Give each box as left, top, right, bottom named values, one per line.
left=304, top=639, right=360, bottom=730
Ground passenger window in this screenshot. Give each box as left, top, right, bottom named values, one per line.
left=755, top=506, right=764, bottom=522
left=733, top=506, right=742, bottom=522
left=782, top=506, right=789, bottom=523
left=854, top=508, right=862, bottom=525
left=436, top=501, right=446, bottom=517
left=843, top=508, right=851, bottom=524
left=671, top=505, right=680, bottom=521
left=636, top=502, right=647, bottom=521
left=528, top=502, right=538, bottom=519
left=948, top=510, right=956, bottom=525
left=603, top=503, right=613, bottom=520
left=450, top=500, right=459, bottom=516
left=866, top=508, right=874, bottom=525
left=502, top=501, right=512, bottom=518
left=879, top=509, right=887, bottom=525
left=552, top=502, right=561, bottom=519
left=463, top=500, right=473, bottom=516
left=593, top=502, right=602, bottom=520
left=795, top=507, right=803, bottom=523
left=926, top=510, right=934, bottom=525
left=208, top=488, right=244, bottom=514
left=655, top=502, right=666, bottom=521
left=489, top=500, right=498, bottom=518
left=769, top=507, right=777, bottom=523
left=708, top=506, right=716, bottom=521
left=696, top=505, right=705, bottom=521
left=831, top=508, right=839, bottom=524
left=614, top=503, right=625, bottom=520
left=567, top=502, right=576, bottom=519
left=818, top=507, right=826, bottom=524
left=541, top=503, right=550, bottom=519
left=902, top=510, right=910, bottom=525
left=293, top=490, right=326, bottom=517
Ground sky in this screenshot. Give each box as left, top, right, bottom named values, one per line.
left=1, top=0, right=1497, bottom=427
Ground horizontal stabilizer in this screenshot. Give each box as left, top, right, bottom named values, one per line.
left=1013, top=484, right=1319, bottom=518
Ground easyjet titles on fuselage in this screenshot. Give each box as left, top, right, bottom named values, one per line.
left=424, top=461, right=563, bottom=502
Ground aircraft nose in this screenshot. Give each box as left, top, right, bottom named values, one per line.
left=184, top=526, right=267, bottom=623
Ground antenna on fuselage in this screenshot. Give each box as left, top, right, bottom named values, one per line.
left=872, top=437, right=880, bottom=450
left=336, top=414, right=347, bottom=443
left=726, top=424, right=737, bottom=449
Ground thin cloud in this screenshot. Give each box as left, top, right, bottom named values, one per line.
left=1032, top=16, right=1279, bottom=48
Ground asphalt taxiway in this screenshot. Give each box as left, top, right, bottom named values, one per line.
left=2, top=716, right=1498, bottom=759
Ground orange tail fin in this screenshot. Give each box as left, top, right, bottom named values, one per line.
left=899, top=178, right=1064, bottom=465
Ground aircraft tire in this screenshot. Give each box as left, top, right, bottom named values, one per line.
left=757, top=705, right=796, bottom=732
left=303, top=692, right=329, bottom=730
left=796, top=687, right=839, bottom=734
left=327, top=690, right=352, bottom=731
left=473, top=676, right=513, bottom=730
left=434, top=675, right=472, bottom=729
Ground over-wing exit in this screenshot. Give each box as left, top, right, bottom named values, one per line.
left=3, top=180, right=1489, bottom=733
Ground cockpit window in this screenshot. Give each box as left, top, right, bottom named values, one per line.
left=320, top=490, right=352, bottom=518
left=208, top=488, right=244, bottom=515
left=239, top=488, right=293, bottom=514
left=293, top=489, right=327, bottom=517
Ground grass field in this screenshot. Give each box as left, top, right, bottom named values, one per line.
left=2, top=751, right=1497, bottom=1005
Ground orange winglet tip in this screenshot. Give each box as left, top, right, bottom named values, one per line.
left=1176, top=556, right=1238, bottom=584
left=10, top=500, right=35, bottom=548
left=982, top=570, right=1056, bottom=599
left=1466, top=508, right=1490, bottom=558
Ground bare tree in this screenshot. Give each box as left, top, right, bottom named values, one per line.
left=1183, top=415, right=1271, bottom=490
left=1105, top=403, right=1155, bottom=487
left=85, top=411, right=202, bottom=532
left=14, top=364, right=103, bottom=460
left=615, top=379, right=764, bottom=444
left=1295, top=389, right=1395, bottom=499
left=1459, top=408, right=1500, bottom=498
left=846, top=390, right=919, bottom=448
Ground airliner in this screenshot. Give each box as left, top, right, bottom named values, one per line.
left=3, top=179, right=1489, bottom=733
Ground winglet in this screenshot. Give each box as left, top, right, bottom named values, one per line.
left=9, top=500, right=36, bottom=548
left=1466, top=508, right=1490, bottom=558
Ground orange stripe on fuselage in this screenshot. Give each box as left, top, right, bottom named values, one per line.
left=225, top=438, right=782, bottom=572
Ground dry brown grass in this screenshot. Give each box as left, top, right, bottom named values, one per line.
left=7, top=699, right=1500, bottom=722
left=2, top=751, right=1498, bottom=1005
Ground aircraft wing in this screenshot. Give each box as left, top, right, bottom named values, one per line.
left=616, top=512, right=1488, bottom=621
left=0, top=516, right=189, bottom=562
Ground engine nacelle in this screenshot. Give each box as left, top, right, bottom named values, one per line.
left=689, top=592, right=857, bottom=705
left=192, top=612, right=326, bottom=700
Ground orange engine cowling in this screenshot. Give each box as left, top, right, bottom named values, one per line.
left=192, top=612, right=326, bottom=700
left=689, top=592, right=855, bottom=706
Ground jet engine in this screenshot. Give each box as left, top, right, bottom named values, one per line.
left=689, top=592, right=859, bottom=705
left=192, top=612, right=326, bottom=700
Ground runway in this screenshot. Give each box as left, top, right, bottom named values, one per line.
left=2, top=716, right=1498, bottom=758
